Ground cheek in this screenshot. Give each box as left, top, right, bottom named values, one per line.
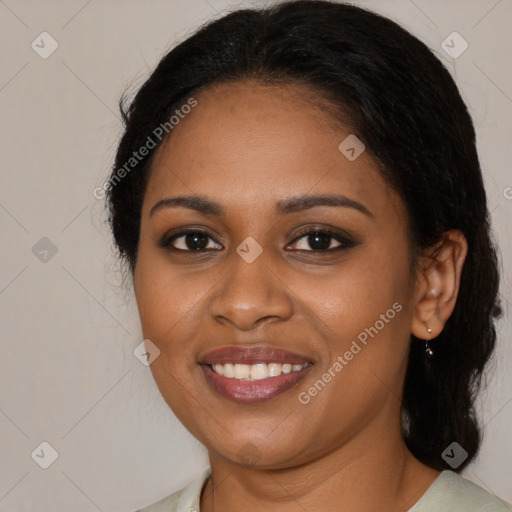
left=134, top=254, right=206, bottom=418
left=133, top=244, right=222, bottom=402
left=308, top=245, right=410, bottom=333
left=134, top=243, right=203, bottom=339
left=302, top=243, right=413, bottom=406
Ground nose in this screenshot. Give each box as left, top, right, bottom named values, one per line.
left=209, top=251, right=294, bottom=332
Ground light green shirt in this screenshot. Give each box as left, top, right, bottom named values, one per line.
left=136, top=468, right=512, bottom=511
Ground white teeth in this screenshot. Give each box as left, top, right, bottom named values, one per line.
left=210, top=362, right=307, bottom=380
left=268, top=363, right=282, bottom=377
left=223, top=363, right=235, bottom=378
left=234, top=363, right=250, bottom=379
left=250, top=363, right=269, bottom=380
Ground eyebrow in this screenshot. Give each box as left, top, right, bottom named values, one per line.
left=149, top=194, right=373, bottom=218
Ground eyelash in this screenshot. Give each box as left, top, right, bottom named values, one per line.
left=160, top=227, right=356, bottom=254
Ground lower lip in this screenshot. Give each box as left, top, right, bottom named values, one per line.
left=200, top=364, right=313, bottom=403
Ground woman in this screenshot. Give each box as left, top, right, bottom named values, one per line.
left=105, top=1, right=511, bottom=510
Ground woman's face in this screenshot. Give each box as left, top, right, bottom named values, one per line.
left=134, top=80, right=419, bottom=468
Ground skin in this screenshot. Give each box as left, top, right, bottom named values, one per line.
left=133, top=80, right=468, bottom=512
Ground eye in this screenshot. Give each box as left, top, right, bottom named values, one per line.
left=161, top=229, right=223, bottom=252
left=288, top=229, right=355, bottom=252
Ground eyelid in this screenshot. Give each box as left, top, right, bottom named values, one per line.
left=160, top=226, right=356, bottom=253
left=287, top=227, right=356, bottom=251
left=159, top=227, right=224, bottom=250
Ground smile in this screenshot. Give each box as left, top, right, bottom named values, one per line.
left=198, top=345, right=313, bottom=403
left=209, top=362, right=308, bottom=380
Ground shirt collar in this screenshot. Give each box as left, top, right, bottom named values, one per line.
left=176, top=467, right=211, bottom=512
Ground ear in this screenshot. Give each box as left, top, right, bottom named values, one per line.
left=411, top=230, right=468, bottom=340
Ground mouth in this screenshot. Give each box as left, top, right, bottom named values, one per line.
left=198, top=346, right=313, bottom=403
left=208, top=362, right=308, bottom=379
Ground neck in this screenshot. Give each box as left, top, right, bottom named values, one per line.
left=200, top=419, right=439, bottom=512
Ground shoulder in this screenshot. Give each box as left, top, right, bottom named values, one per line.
left=135, top=468, right=211, bottom=512
left=410, top=471, right=512, bottom=512
left=135, top=488, right=183, bottom=512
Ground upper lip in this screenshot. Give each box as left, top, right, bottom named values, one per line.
left=198, top=345, right=312, bottom=365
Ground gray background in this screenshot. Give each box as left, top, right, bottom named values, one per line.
left=0, top=0, right=511, bottom=510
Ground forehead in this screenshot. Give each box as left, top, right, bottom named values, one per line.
left=144, top=80, right=401, bottom=218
